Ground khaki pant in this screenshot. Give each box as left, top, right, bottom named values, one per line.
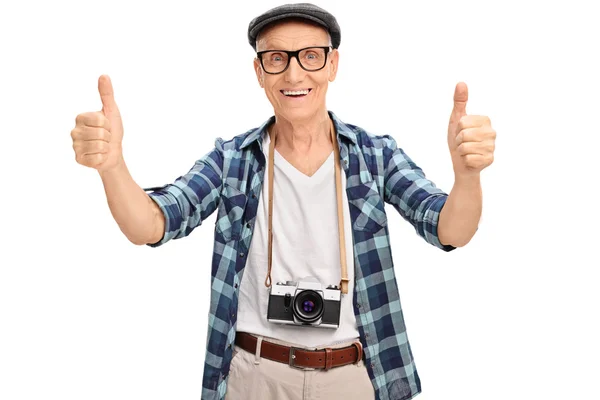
left=224, top=334, right=375, bottom=400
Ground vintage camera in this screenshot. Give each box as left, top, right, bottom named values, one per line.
left=267, top=276, right=341, bottom=329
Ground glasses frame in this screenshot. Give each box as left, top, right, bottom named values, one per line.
left=256, top=46, right=332, bottom=75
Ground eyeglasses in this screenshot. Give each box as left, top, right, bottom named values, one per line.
left=256, top=46, right=332, bottom=74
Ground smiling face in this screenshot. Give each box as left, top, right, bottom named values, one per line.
left=254, top=19, right=339, bottom=123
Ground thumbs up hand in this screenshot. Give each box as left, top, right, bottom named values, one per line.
left=71, top=75, right=125, bottom=172
left=447, top=82, right=496, bottom=178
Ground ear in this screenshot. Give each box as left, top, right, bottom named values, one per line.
left=328, top=49, right=339, bottom=82
left=254, top=58, right=264, bottom=88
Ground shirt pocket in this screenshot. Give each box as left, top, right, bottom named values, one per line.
left=215, top=183, right=248, bottom=241
left=346, top=180, right=388, bottom=233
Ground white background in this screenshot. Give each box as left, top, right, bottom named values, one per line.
left=1, top=0, right=598, bottom=399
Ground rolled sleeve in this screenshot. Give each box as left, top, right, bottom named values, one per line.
left=420, top=195, right=456, bottom=252
left=382, top=135, right=456, bottom=252
left=145, top=187, right=181, bottom=247
left=143, top=142, right=224, bottom=247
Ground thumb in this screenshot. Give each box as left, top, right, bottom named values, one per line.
left=451, top=81, right=468, bottom=120
left=98, top=74, right=120, bottom=116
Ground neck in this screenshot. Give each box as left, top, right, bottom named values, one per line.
left=271, top=110, right=331, bottom=155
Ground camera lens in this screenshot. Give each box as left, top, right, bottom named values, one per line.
left=293, top=290, right=324, bottom=323
left=303, top=300, right=315, bottom=313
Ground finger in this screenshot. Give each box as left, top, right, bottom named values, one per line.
left=456, top=141, right=493, bottom=156
left=76, top=111, right=111, bottom=131
left=71, top=126, right=112, bottom=143
left=462, top=153, right=493, bottom=170
left=455, top=127, right=496, bottom=146
left=451, top=82, right=468, bottom=121
left=74, top=140, right=110, bottom=156
left=98, top=75, right=120, bottom=115
left=458, top=115, right=491, bottom=130
left=77, top=153, right=108, bottom=168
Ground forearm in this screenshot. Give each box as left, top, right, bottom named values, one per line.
left=99, top=158, right=164, bottom=245
left=438, top=174, right=482, bottom=247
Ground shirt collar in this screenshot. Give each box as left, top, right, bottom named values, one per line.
left=239, top=110, right=357, bottom=151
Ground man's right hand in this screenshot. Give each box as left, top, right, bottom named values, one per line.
left=71, top=75, right=124, bottom=172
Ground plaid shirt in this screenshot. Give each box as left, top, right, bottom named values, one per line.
left=144, top=111, right=455, bottom=400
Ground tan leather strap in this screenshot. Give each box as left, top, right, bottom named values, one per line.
left=265, top=118, right=349, bottom=294
left=235, top=332, right=362, bottom=369
left=330, top=119, right=349, bottom=294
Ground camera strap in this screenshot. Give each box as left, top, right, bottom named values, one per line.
left=265, top=117, right=349, bottom=295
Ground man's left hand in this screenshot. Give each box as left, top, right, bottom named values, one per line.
left=447, top=82, right=496, bottom=178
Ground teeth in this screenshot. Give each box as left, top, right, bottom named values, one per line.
left=283, top=89, right=310, bottom=96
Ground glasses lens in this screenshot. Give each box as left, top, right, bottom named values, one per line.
left=262, top=51, right=289, bottom=74
left=298, top=47, right=327, bottom=70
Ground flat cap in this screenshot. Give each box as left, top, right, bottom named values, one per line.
left=248, top=3, right=341, bottom=51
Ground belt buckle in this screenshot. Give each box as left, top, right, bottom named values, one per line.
left=288, top=346, right=310, bottom=370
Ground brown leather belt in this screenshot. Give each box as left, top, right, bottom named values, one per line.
left=234, top=332, right=363, bottom=370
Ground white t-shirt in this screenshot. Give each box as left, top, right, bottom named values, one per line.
left=236, top=130, right=360, bottom=348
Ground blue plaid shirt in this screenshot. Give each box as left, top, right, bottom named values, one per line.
left=144, top=111, right=455, bottom=400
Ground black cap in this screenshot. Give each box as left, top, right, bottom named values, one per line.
left=247, top=3, right=341, bottom=51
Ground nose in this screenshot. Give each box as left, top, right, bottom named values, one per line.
left=284, top=55, right=305, bottom=84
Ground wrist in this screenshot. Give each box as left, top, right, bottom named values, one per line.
left=454, top=171, right=481, bottom=187
left=98, top=156, right=126, bottom=180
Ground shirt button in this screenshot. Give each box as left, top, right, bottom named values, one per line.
left=228, top=343, right=232, bottom=349
left=252, top=194, right=256, bottom=199
left=357, top=303, right=361, bottom=308
left=365, top=333, right=370, bottom=339
left=370, top=363, right=375, bottom=369
left=234, top=283, right=238, bottom=288
left=246, top=223, right=251, bottom=228
left=239, top=253, right=245, bottom=258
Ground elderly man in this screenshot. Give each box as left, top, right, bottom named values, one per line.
left=71, top=3, right=495, bottom=400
